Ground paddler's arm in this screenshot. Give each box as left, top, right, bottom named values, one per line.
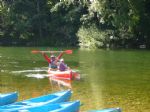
left=42, top=52, right=51, bottom=63
left=55, top=52, right=64, bottom=62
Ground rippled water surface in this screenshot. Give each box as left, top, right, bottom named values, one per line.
left=0, top=47, right=150, bottom=112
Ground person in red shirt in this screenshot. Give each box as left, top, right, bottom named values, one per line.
left=42, top=52, right=64, bottom=71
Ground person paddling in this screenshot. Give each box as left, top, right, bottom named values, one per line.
left=42, top=52, right=64, bottom=71
left=58, top=58, right=69, bottom=71
left=31, top=49, right=72, bottom=71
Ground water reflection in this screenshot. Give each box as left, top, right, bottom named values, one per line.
left=78, top=50, right=104, bottom=110
left=48, top=70, right=81, bottom=90
left=10, top=68, right=48, bottom=79
left=49, top=77, right=72, bottom=90
left=10, top=67, right=80, bottom=90
left=11, top=67, right=47, bottom=74
left=26, top=73, right=49, bottom=79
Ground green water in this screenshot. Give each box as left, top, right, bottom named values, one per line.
left=0, top=47, right=150, bottom=112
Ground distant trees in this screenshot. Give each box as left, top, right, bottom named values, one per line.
left=78, top=0, right=150, bottom=48
left=77, top=0, right=140, bottom=48
left=0, top=0, right=150, bottom=48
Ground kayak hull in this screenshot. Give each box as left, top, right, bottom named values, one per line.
left=0, top=90, right=71, bottom=111
left=18, top=100, right=80, bottom=112
left=0, top=92, right=18, bottom=106
left=48, top=70, right=80, bottom=80
left=88, top=108, right=121, bottom=112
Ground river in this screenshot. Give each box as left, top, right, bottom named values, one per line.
left=0, top=47, right=150, bottom=112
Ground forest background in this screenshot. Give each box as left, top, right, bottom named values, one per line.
left=1, top=0, right=150, bottom=49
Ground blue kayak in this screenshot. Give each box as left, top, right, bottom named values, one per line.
left=17, top=100, right=80, bottom=112
left=0, top=90, right=71, bottom=111
left=0, top=100, right=80, bottom=112
left=0, top=92, right=18, bottom=106
left=88, top=108, right=121, bottom=112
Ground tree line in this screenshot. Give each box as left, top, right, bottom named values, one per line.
left=1, top=0, right=150, bottom=48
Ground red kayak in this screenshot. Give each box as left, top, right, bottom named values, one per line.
left=48, top=70, right=80, bottom=80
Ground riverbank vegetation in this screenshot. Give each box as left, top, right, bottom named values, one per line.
left=1, top=0, right=150, bottom=48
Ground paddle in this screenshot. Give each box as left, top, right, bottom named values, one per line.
left=31, top=50, right=72, bottom=54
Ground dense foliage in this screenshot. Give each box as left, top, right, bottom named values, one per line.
left=0, top=0, right=150, bottom=48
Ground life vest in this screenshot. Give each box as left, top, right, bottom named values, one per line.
left=49, top=61, right=57, bottom=69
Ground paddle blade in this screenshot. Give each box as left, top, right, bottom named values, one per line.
left=31, top=50, right=41, bottom=54
left=65, top=50, right=72, bottom=54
